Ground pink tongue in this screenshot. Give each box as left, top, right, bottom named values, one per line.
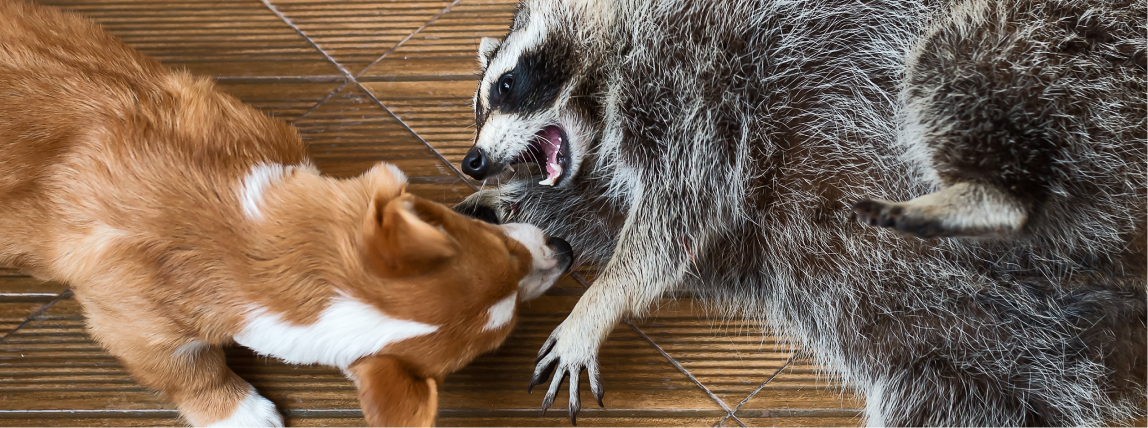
left=542, top=128, right=561, bottom=178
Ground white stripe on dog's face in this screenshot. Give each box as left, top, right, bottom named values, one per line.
left=482, top=292, right=518, bottom=332
left=201, top=387, right=282, bottom=428
left=500, top=223, right=563, bottom=301
left=234, top=295, right=439, bottom=369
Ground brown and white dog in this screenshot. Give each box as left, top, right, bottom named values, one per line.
left=0, top=1, right=572, bottom=426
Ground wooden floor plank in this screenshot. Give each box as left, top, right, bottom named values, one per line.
left=271, top=0, right=456, bottom=75
left=34, top=0, right=340, bottom=77
left=361, top=0, right=518, bottom=169
left=0, top=294, right=771, bottom=426
left=291, top=84, right=473, bottom=204
left=214, top=81, right=346, bottom=121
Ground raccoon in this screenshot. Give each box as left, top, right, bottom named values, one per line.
left=455, top=0, right=1147, bottom=425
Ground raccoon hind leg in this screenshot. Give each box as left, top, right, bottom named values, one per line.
left=853, top=182, right=1029, bottom=239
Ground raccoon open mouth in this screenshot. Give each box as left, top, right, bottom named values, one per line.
left=512, top=125, right=569, bottom=186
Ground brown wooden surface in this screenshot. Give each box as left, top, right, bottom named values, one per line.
left=1, top=1, right=863, bottom=426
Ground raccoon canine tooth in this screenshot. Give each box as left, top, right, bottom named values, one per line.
left=539, top=165, right=563, bottom=186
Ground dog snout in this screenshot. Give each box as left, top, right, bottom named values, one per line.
left=462, top=147, right=494, bottom=180
left=547, top=236, right=574, bottom=272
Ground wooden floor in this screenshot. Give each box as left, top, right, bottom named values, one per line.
left=0, top=1, right=863, bottom=426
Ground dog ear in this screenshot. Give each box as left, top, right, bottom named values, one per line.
left=363, top=194, right=458, bottom=276
left=349, top=356, right=438, bottom=427
left=477, top=37, right=501, bottom=70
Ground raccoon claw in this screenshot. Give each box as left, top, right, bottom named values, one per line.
left=852, top=200, right=886, bottom=227
left=854, top=199, right=948, bottom=237
left=853, top=184, right=1029, bottom=239
left=531, top=323, right=603, bottom=425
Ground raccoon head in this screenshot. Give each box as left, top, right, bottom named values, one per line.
left=461, top=0, right=611, bottom=188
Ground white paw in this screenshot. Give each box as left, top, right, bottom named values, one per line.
left=204, top=388, right=283, bottom=427
left=528, top=317, right=605, bottom=426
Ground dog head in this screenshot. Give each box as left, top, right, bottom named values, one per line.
left=347, top=173, right=572, bottom=427
left=460, top=0, right=613, bottom=188
left=360, top=191, right=572, bottom=303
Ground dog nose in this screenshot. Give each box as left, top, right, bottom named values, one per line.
left=462, top=147, right=492, bottom=180
left=547, top=236, right=574, bottom=272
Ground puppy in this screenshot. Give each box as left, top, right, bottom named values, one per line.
left=0, top=1, right=572, bottom=426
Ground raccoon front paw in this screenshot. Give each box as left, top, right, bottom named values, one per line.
left=528, top=320, right=604, bottom=426
left=853, top=199, right=950, bottom=238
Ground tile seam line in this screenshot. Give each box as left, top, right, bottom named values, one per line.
left=290, top=81, right=349, bottom=125
left=626, top=322, right=748, bottom=428
left=259, top=0, right=355, bottom=81
left=353, top=81, right=472, bottom=181
left=568, top=274, right=746, bottom=427
left=713, top=352, right=797, bottom=427
left=259, top=0, right=354, bottom=124
left=260, top=0, right=469, bottom=173
left=0, top=289, right=73, bottom=346
left=354, top=0, right=465, bottom=79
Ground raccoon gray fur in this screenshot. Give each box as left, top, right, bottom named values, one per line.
left=454, top=0, right=1147, bottom=425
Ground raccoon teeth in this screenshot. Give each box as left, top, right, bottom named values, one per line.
left=539, top=163, right=564, bottom=186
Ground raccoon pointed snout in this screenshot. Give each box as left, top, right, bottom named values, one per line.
left=462, top=147, right=497, bottom=180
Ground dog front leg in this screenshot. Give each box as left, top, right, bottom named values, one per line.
left=82, top=304, right=281, bottom=427
left=528, top=193, right=695, bottom=425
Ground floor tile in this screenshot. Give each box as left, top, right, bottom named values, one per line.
left=0, top=293, right=735, bottom=427
left=214, top=81, right=346, bottom=121
left=359, top=0, right=516, bottom=80
left=359, top=79, right=477, bottom=169
left=34, top=0, right=341, bottom=77
left=359, top=0, right=519, bottom=168
left=291, top=84, right=472, bottom=203
left=268, top=0, right=456, bottom=75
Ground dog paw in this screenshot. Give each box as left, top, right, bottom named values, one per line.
left=528, top=320, right=604, bottom=426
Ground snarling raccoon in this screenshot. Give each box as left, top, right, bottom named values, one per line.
left=455, top=0, right=1147, bottom=425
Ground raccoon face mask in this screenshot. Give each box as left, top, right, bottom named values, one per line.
left=462, top=0, right=611, bottom=188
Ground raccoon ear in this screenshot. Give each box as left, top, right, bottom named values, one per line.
left=477, top=37, right=502, bottom=70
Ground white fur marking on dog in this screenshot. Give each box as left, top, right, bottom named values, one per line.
left=500, top=223, right=563, bottom=301
left=234, top=295, right=439, bottom=369
left=482, top=292, right=518, bottom=332
left=239, top=163, right=313, bottom=220
left=173, top=340, right=209, bottom=359
left=52, top=222, right=131, bottom=282
left=204, top=387, right=282, bottom=427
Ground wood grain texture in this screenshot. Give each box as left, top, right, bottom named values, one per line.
left=292, top=84, right=473, bottom=204
left=270, top=0, right=456, bottom=75
left=33, top=0, right=341, bottom=77
left=0, top=295, right=860, bottom=427
left=364, top=0, right=519, bottom=167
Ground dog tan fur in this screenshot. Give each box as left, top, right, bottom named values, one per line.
left=0, top=1, right=571, bottom=426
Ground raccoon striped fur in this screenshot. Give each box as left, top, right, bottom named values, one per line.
left=454, top=0, right=1147, bottom=425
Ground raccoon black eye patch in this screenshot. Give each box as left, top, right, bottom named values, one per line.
left=490, top=40, right=573, bottom=115
left=489, top=73, right=514, bottom=107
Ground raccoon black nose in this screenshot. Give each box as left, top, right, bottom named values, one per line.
left=462, top=147, right=491, bottom=180
left=547, top=236, right=574, bottom=272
